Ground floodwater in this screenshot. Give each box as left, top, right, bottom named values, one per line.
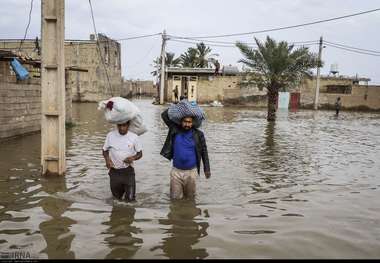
left=0, top=99, right=380, bottom=259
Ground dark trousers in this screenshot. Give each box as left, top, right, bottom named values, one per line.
left=109, top=166, right=136, bottom=201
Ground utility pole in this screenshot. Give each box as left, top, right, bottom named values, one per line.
left=159, top=30, right=167, bottom=105
left=314, top=36, right=323, bottom=110
left=41, top=0, right=66, bottom=176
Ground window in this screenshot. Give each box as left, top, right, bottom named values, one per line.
left=325, top=85, right=352, bottom=94
left=114, top=50, right=118, bottom=68
left=104, top=46, right=109, bottom=64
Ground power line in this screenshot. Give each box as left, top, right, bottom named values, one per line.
left=169, top=35, right=318, bottom=46
left=19, top=0, right=34, bottom=52
left=88, top=0, right=113, bottom=96
left=325, top=40, right=380, bottom=54
left=115, top=33, right=161, bottom=41
left=324, top=43, right=380, bottom=57
left=169, top=39, right=238, bottom=48
left=169, top=38, right=318, bottom=49
left=172, top=8, right=380, bottom=39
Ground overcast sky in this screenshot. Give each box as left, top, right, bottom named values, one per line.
left=1, top=0, right=380, bottom=84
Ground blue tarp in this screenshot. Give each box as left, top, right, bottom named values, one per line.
left=10, top=58, right=29, bottom=80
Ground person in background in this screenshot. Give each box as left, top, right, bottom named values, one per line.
left=335, top=97, right=342, bottom=116
left=173, top=85, right=179, bottom=103
left=102, top=121, right=143, bottom=202
left=214, top=60, right=220, bottom=76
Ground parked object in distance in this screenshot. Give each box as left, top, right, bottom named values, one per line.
left=210, top=100, right=223, bottom=107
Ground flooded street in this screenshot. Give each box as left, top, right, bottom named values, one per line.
left=0, top=98, right=380, bottom=259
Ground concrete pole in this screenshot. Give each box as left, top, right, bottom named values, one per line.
left=314, top=36, right=323, bottom=110
left=159, top=30, right=167, bottom=105
left=41, top=0, right=66, bottom=176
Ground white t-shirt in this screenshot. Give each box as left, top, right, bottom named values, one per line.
left=103, top=130, right=143, bottom=169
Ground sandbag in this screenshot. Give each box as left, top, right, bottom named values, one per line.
left=98, top=97, right=147, bottom=136
left=168, top=100, right=205, bottom=128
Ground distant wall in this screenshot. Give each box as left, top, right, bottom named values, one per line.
left=121, top=80, right=155, bottom=98
left=65, top=36, right=122, bottom=102
left=300, top=77, right=380, bottom=110
left=166, top=75, right=242, bottom=104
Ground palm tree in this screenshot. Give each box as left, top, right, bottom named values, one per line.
left=180, top=47, right=198, bottom=68
left=236, top=36, right=320, bottom=121
left=196, top=42, right=212, bottom=68
left=151, top=52, right=181, bottom=76
left=180, top=42, right=212, bottom=68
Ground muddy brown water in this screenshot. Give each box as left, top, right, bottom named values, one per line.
left=0, top=99, right=379, bottom=259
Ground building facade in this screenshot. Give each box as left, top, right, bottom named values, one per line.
left=164, top=68, right=380, bottom=110
left=165, top=67, right=242, bottom=104
left=0, top=34, right=122, bottom=102
left=121, top=80, right=155, bottom=98
left=0, top=53, right=72, bottom=140
left=300, top=75, right=380, bottom=110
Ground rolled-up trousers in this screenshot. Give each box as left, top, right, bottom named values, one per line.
left=109, top=166, right=136, bottom=201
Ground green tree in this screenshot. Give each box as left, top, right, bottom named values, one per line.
left=180, top=47, right=198, bottom=68
left=151, top=52, right=181, bottom=76
left=180, top=42, right=212, bottom=68
left=236, top=36, right=320, bottom=121
left=195, top=42, right=212, bottom=68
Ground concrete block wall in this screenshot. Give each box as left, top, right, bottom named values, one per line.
left=121, top=80, right=155, bottom=98
left=197, top=76, right=240, bottom=103
left=0, top=78, right=41, bottom=139
left=1, top=37, right=123, bottom=103
left=65, top=38, right=122, bottom=102
left=0, top=61, right=73, bottom=140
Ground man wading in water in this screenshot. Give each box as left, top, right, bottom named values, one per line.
left=160, top=109, right=211, bottom=200
left=102, top=121, right=143, bottom=201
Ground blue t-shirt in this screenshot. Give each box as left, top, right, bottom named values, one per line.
left=173, top=130, right=197, bottom=170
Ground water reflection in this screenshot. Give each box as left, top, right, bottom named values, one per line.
left=39, top=176, right=76, bottom=259
left=263, top=122, right=276, bottom=157
left=259, top=121, right=279, bottom=174
left=153, top=200, right=209, bottom=259
left=203, top=107, right=238, bottom=123
left=102, top=205, right=142, bottom=259
left=1, top=100, right=380, bottom=258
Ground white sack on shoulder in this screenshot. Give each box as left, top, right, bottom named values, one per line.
left=129, top=114, right=148, bottom=136
left=98, top=97, right=148, bottom=135
left=98, top=97, right=140, bottom=124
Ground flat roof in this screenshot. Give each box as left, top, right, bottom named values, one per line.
left=166, top=67, right=215, bottom=74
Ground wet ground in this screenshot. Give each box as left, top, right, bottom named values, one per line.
left=0, top=98, right=379, bottom=259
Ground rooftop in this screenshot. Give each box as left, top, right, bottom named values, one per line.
left=166, top=67, right=215, bottom=74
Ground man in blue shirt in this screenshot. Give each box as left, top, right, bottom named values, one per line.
left=161, top=111, right=211, bottom=200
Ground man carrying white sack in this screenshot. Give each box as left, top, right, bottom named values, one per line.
left=103, top=120, right=142, bottom=202
left=100, top=98, right=145, bottom=202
